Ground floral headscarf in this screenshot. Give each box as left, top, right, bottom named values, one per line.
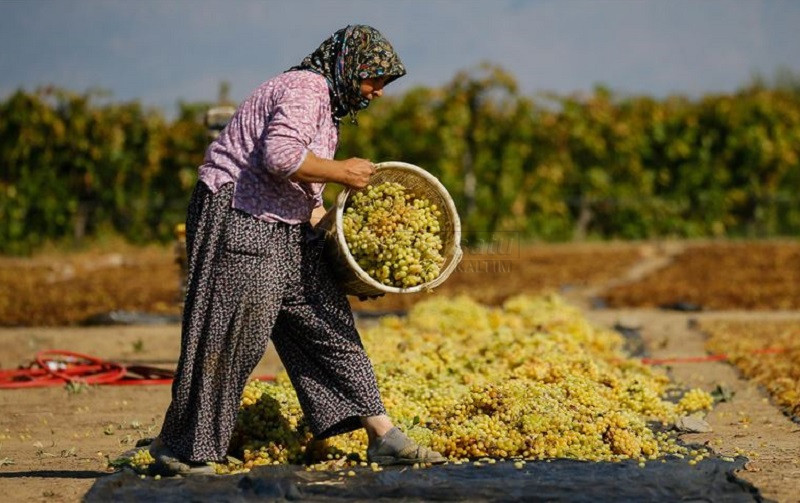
left=289, top=25, right=406, bottom=124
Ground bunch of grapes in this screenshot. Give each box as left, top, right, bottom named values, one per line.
left=677, top=387, right=715, bottom=414
left=129, top=448, right=155, bottom=471
left=216, top=294, right=715, bottom=474
left=230, top=377, right=313, bottom=466
left=342, top=182, right=444, bottom=288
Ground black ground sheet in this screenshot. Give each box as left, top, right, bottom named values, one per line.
left=85, top=455, right=767, bottom=502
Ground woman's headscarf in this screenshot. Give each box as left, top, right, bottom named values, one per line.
left=289, top=25, right=406, bottom=124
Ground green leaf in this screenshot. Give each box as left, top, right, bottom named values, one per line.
left=710, top=384, right=735, bottom=403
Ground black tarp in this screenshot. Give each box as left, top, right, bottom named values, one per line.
left=85, top=456, right=767, bottom=502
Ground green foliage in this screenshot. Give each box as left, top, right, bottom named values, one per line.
left=0, top=88, right=207, bottom=253
left=2, top=68, right=800, bottom=254
left=339, top=65, right=800, bottom=242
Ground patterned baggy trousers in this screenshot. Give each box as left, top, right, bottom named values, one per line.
left=159, top=182, right=386, bottom=462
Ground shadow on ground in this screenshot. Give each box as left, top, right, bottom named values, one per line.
left=0, top=470, right=106, bottom=479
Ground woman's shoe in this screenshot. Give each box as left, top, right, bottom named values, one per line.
left=148, top=437, right=216, bottom=476
left=367, top=427, right=447, bottom=466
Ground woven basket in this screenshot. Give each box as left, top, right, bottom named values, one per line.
left=317, top=161, right=463, bottom=298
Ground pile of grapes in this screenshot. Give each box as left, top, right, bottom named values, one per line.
left=342, top=182, right=445, bottom=288
left=603, top=242, right=800, bottom=310
left=703, top=319, right=800, bottom=420
left=216, top=295, right=714, bottom=473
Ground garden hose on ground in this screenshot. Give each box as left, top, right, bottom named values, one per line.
left=0, top=349, right=275, bottom=389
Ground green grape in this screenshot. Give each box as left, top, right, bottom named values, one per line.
left=130, top=448, right=155, bottom=471
left=216, top=294, right=711, bottom=474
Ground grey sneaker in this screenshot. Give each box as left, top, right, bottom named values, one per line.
left=367, top=427, right=447, bottom=466
left=148, top=437, right=216, bottom=476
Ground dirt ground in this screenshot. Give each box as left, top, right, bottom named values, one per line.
left=1, top=241, right=799, bottom=502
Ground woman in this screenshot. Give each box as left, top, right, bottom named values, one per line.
left=149, top=25, right=446, bottom=475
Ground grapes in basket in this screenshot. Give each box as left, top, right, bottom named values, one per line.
left=342, top=181, right=445, bottom=288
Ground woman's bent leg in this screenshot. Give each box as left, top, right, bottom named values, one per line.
left=270, top=226, right=386, bottom=440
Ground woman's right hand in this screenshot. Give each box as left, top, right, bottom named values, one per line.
left=339, top=157, right=376, bottom=190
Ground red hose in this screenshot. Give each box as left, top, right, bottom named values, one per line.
left=35, top=350, right=127, bottom=384
left=5, top=345, right=785, bottom=389
left=0, top=350, right=275, bottom=389
left=640, top=347, right=787, bottom=365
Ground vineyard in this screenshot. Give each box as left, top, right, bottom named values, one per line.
left=2, top=66, right=800, bottom=255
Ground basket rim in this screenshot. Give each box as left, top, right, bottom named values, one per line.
left=334, top=161, right=463, bottom=294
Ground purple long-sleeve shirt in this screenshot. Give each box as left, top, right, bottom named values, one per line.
left=198, top=70, right=337, bottom=224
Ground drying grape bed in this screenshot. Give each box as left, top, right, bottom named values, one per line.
left=211, top=295, right=714, bottom=474
left=102, top=295, right=763, bottom=502
left=0, top=245, right=181, bottom=327
left=602, top=241, right=800, bottom=311
left=0, top=243, right=641, bottom=326
left=701, top=318, right=800, bottom=421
